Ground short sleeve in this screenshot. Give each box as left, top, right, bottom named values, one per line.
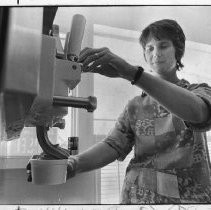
left=184, top=83, right=211, bottom=132
left=103, top=104, right=135, bottom=161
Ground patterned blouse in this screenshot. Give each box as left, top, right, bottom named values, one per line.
left=103, top=79, right=211, bottom=204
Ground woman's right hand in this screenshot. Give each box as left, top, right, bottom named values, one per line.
left=79, top=47, right=136, bottom=80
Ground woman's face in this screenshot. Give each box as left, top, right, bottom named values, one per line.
left=144, top=36, right=177, bottom=75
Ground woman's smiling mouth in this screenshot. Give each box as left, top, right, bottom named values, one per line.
left=154, top=60, right=165, bottom=64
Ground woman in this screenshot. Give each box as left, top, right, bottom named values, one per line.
left=67, top=19, right=211, bottom=203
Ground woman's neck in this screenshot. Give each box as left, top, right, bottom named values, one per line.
left=150, top=69, right=180, bottom=84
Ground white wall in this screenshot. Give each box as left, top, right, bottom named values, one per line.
left=54, top=6, right=211, bottom=45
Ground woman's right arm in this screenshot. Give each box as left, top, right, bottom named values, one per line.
left=67, top=141, right=119, bottom=178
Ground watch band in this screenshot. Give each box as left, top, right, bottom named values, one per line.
left=131, top=66, right=144, bottom=85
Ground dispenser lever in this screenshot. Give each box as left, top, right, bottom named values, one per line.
left=66, top=14, right=86, bottom=62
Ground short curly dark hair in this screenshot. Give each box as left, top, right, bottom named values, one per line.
left=139, top=19, right=186, bottom=70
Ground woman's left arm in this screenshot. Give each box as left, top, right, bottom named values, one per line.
left=131, top=69, right=210, bottom=124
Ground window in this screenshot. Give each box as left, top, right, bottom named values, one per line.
left=93, top=24, right=211, bottom=204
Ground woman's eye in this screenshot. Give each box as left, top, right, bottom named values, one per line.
left=160, top=43, right=171, bottom=49
left=146, top=46, right=154, bottom=52
left=160, top=45, right=168, bottom=49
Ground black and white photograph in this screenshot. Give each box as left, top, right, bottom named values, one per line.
left=0, top=1, right=211, bottom=210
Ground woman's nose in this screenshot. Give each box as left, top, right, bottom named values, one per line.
left=153, top=48, right=161, bottom=58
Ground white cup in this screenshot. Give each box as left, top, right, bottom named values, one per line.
left=30, top=158, right=68, bottom=185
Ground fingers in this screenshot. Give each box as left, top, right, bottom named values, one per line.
left=66, top=156, right=78, bottom=179
left=86, top=52, right=108, bottom=70
left=82, top=49, right=108, bottom=72
left=83, top=55, right=119, bottom=77
left=26, top=162, right=32, bottom=182
left=78, top=47, right=120, bottom=77
left=79, top=47, right=108, bottom=63
left=79, top=47, right=109, bottom=73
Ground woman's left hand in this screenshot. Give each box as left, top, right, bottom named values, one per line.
left=78, top=47, right=135, bottom=79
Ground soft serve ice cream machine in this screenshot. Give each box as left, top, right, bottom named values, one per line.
left=0, top=7, right=96, bottom=184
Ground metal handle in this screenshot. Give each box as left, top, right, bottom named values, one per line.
left=53, top=95, right=97, bottom=112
